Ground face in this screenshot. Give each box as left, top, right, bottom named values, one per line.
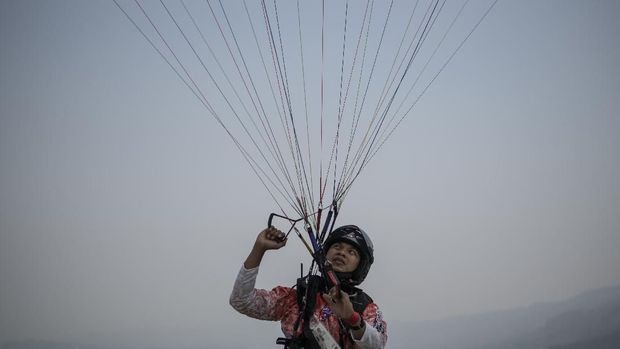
left=326, top=241, right=361, bottom=273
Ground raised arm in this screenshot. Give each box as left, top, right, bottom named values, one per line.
left=230, top=227, right=292, bottom=321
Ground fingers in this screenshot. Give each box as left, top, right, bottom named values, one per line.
left=258, top=227, right=287, bottom=250
left=328, top=286, right=340, bottom=300
left=264, top=227, right=286, bottom=242
left=322, top=292, right=334, bottom=305
left=322, top=288, right=354, bottom=319
left=323, top=287, right=349, bottom=304
left=272, top=236, right=287, bottom=249
left=331, top=287, right=346, bottom=302
left=321, top=292, right=340, bottom=306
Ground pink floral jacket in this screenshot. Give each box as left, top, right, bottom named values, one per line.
left=230, top=266, right=387, bottom=349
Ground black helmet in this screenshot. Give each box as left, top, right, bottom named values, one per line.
left=322, top=225, right=374, bottom=285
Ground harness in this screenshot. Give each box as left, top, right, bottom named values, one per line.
left=276, top=275, right=373, bottom=349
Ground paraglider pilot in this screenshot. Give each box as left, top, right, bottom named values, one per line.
left=230, top=225, right=387, bottom=349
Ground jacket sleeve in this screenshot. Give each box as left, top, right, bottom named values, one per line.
left=229, top=265, right=296, bottom=321
left=352, top=303, right=388, bottom=349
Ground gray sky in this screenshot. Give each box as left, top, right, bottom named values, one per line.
left=1, top=0, right=619, bottom=348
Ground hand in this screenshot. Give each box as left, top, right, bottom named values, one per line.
left=322, top=286, right=355, bottom=320
left=255, top=227, right=287, bottom=251
left=243, top=227, right=287, bottom=269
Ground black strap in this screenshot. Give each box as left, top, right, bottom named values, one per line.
left=348, top=288, right=374, bottom=314
left=277, top=276, right=373, bottom=348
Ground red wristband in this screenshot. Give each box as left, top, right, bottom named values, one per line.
left=345, top=312, right=361, bottom=327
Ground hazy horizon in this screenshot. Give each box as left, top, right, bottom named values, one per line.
left=2, top=283, right=619, bottom=348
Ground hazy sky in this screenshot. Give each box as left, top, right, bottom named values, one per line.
left=1, top=0, right=619, bottom=348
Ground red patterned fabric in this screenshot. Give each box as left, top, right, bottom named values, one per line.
left=230, top=266, right=387, bottom=349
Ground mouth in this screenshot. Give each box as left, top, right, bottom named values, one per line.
left=331, top=257, right=346, bottom=266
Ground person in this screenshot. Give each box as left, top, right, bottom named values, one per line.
left=230, top=224, right=387, bottom=349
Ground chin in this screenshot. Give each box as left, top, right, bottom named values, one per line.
left=332, top=266, right=350, bottom=273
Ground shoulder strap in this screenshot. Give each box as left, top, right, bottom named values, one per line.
left=349, top=288, right=373, bottom=314
left=296, top=275, right=322, bottom=321
left=283, top=275, right=323, bottom=349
